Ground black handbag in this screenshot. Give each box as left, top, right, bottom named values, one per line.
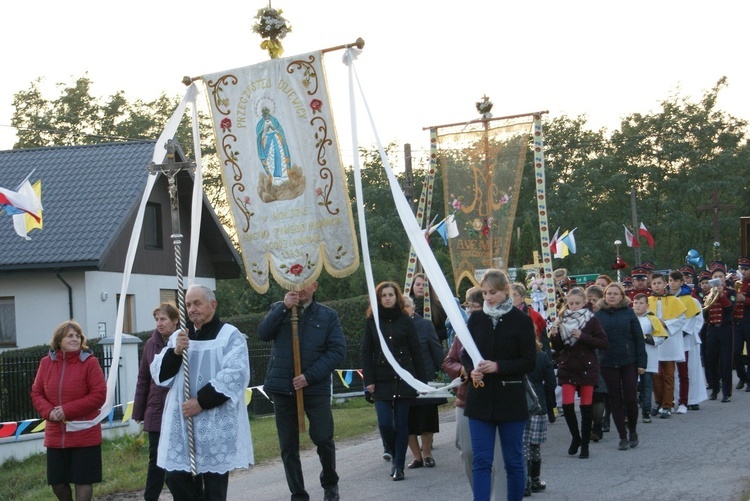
left=525, top=376, right=544, bottom=416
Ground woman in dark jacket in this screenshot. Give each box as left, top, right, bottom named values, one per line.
left=594, top=283, right=647, bottom=451
left=361, top=281, right=426, bottom=482
left=132, top=302, right=179, bottom=501
left=404, top=296, right=445, bottom=469
left=549, top=287, right=608, bottom=459
left=461, top=269, right=536, bottom=501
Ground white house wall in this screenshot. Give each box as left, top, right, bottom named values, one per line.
left=0, top=270, right=216, bottom=351
left=83, top=271, right=216, bottom=340
left=0, top=271, right=85, bottom=350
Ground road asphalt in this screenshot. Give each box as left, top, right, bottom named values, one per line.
left=150, top=389, right=750, bottom=501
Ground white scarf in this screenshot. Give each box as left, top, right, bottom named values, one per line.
left=559, top=308, right=593, bottom=346
left=483, top=297, right=514, bottom=327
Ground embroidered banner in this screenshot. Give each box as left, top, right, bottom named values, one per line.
left=436, top=118, right=532, bottom=291
left=203, top=51, right=359, bottom=292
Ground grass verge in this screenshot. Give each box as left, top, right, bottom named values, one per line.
left=2, top=397, right=382, bottom=500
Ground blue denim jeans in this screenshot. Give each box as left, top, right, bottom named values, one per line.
left=374, top=399, right=412, bottom=470
left=468, top=417, right=526, bottom=501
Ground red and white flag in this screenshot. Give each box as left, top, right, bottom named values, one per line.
left=639, top=222, right=655, bottom=248
left=624, top=225, right=640, bottom=248
left=549, top=228, right=560, bottom=256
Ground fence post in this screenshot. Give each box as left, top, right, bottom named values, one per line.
left=98, top=334, right=141, bottom=415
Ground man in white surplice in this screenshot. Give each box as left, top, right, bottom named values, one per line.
left=151, top=285, right=253, bottom=501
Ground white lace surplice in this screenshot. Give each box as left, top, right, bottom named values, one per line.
left=151, top=324, right=254, bottom=473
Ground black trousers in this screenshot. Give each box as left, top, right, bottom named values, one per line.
left=144, top=431, right=166, bottom=501
left=271, top=392, right=339, bottom=500
left=706, top=324, right=733, bottom=397
left=165, top=470, right=228, bottom=501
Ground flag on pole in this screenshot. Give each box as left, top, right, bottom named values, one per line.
left=554, top=230, right=570, bottom=258
left=639, top=222, right=654, bottom=248
left=549, top=228, right=560, bottom=256
left=430, top=214, right=459, bottom=245
left=12, top=180, right=42, bottom=240
left=0, top=183, right=42, bottom=223
left=559, top=227, right=577, bottom=254
left=624, top=225, right=640, bottom=248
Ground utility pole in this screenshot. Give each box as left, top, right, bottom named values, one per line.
left=403, top=143, right=415, bottom=213
left=696, top=188, right=736, bottom=259
left=630, top=188, right=641, bottom=266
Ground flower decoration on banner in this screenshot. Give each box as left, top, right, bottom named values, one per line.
left=281, top=253, right=316, bottom=276
left=252, top=5, right=292, bottom=59
left=220, top=118, right=232, bottom=132
left=476, top=95, right=493, bottom=119
left=310, top=99, right=323, bottom=114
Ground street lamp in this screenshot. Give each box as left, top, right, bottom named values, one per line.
left=614, top=240, right=622, bottom=282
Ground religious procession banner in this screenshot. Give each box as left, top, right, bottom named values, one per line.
left=203, top=51, right=359, bottom=292
left=436, top=117, right=533, bottom=291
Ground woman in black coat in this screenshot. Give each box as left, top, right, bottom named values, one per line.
left=361, top=281, right=426, bottom=482
left=594, top=283, right=646, bottom=451
left=549, top=287, right=608, bottom=459
left=461, top=269, right=536, bottom=501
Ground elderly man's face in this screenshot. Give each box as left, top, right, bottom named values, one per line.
left=186, top=287, right=217, bottom=329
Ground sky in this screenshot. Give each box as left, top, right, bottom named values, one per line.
left=2, top=1, right=749, bottom=170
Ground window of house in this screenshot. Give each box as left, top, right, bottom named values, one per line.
left=144, top=202, right=163, bottom=249
left=0, top=297, right=17, bottom=346
left=160, top=289, right=178, bottom=306
left=116, top=294, right=136, bottom=333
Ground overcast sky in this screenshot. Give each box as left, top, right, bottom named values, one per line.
left=2, top=0, right=748, bottom=169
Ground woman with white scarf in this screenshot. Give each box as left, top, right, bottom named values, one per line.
left=549, top=287, right=608, bottom=459
left=461, top=269, right=536, bottom=501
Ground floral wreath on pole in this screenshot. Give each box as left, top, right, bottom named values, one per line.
left=252, top=3, right=292, bottom=59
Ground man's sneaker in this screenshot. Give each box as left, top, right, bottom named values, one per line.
left=383, top=451, right=392, bottom=461
left=687, top=404, right=700, bottom=411
left=676, top=404, right=688, bottom=414
left=642, top=414, right=652, bottom=423
left=650, top=406, right=660, bottom=417
left=659, top=408, right=672, bottom=419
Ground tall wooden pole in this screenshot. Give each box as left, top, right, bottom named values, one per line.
left=290, top=305, right=306, bottom=433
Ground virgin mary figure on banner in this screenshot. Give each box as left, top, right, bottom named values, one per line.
left=203, top=51, right=359, bottom=292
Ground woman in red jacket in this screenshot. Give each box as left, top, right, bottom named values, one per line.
left=31, top=321, right=106, bottom=501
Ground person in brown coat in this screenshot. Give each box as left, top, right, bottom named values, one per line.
left=549, top=287, right=608, bottom=459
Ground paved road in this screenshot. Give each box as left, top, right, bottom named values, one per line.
left=153, top=391, right=750, bottom=501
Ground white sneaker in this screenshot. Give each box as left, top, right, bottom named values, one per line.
left=676, top=404, right=688, bottom=414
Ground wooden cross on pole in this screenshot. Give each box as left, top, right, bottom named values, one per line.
left=696, top=189, right=736, bottom=256
left=522, top=251, right=544, bottom=272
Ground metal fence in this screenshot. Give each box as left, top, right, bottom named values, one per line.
left=0, top=337, right=363, bottom=422
left=0, top=346, right=122, bottom=423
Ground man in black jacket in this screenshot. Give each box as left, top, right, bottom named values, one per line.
left=257, top=281, right=346, bottom=501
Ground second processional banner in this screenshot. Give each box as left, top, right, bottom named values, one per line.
left=203, top=51, right=359, bottom=292
left=437, top=118, right=532, bottom=289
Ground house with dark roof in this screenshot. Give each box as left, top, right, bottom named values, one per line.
left=0, top=141, right=241, bottom=350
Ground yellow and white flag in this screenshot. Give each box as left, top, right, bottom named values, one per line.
left=203, top=51, right=359, bottom=292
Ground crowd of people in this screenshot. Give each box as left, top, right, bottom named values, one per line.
left=27, top=255, right=750, bottom=501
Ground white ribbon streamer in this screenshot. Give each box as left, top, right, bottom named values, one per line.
left=344, top=50, right=483, bottom=394
left=67, top=85, right=200, bottom=430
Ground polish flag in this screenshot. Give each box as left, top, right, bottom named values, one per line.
left=624, top=225, right=640, bottom=248
left=549, top=228, right=560, bottom=256
left=639, top=223, right=655, bottom=248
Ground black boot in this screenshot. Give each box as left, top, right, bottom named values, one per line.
left=524, top=461, right=532, bottom=496
left=530, top=459, right=546, bottom=492
left=563, top=403, right=581, bottom=455
left=579, top=404, right=593, bottom=458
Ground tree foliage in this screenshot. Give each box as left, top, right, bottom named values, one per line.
left=10, top=74, right=750, bottom=311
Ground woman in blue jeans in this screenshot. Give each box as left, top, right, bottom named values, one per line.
left=361, top=281, right=426, bottom=481
left=461, top=269, right=536, bottom=501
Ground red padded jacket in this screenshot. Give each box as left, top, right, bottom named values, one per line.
left=31, top=349, right=106, bottom=448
